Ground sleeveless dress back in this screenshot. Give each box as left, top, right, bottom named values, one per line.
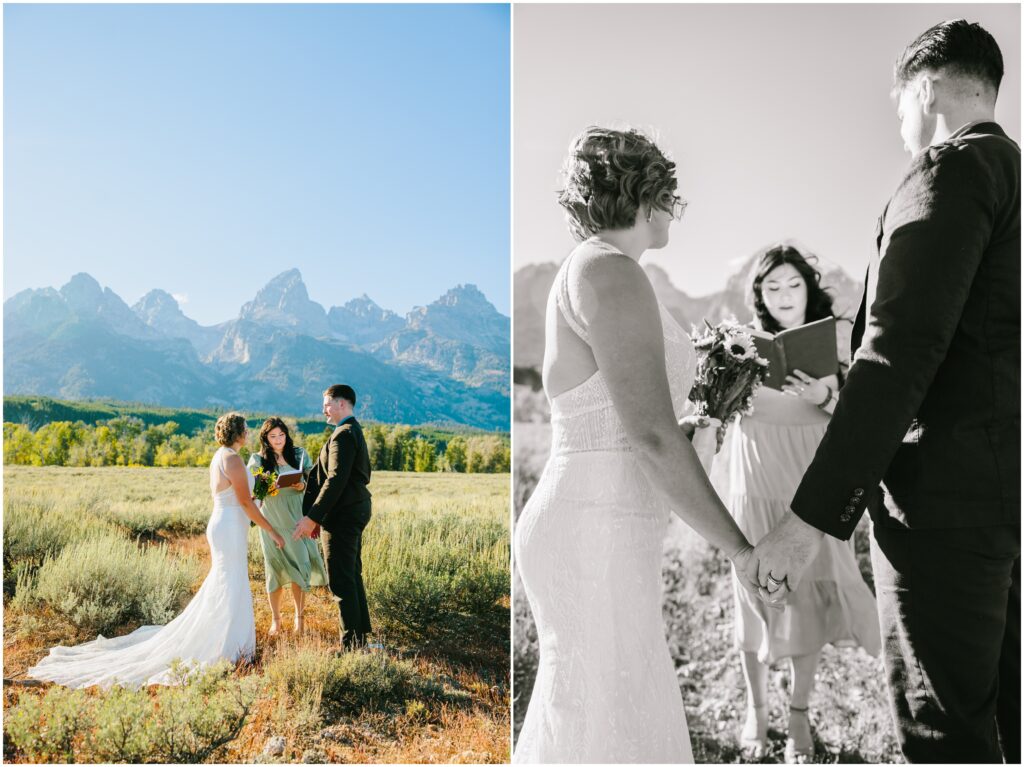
left=514, top=238, right=697, bottom=763
left=26, top=447, right=257, bottom=688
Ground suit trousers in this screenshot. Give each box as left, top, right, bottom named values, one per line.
left=870, top=517, right=1020, bottom=763
left=320, top=500, right=373, bottom=648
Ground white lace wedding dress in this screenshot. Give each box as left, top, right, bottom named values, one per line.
left=514, top=238, right=697, bottom=763
left=26, top=447, right=257, bottom=689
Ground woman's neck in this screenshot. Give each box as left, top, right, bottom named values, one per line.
left=593, top=230, right=646, bottom=262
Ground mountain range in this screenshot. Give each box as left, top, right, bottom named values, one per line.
left=514, top=246, right=862, bottom=370
left=4, top=270, right=510, bottom=429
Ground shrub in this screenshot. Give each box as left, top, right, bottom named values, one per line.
left=14, top=533, right=201, bottom=635
left=3, top=493, right=116, bottom=597
left=363, top=510, right=509, bottom=656
left=4, top=685, right=89, bottom=763
left=101, top=497, right=209, bottom=538
left=4, top=662, right=257, bottom=763
left=263, top=645, right=452, bottom=718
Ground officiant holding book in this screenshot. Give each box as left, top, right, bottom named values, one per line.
left=714, top=244, right=880, bottom=762
left=248, top=417, right=328, bottom=636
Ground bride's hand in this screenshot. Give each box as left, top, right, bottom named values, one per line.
left=270, top=530, right=286, bottom=549
left=679, top=415, right=711, bottom=442
left=730, top=544, right=783, bottom=610
left=679, top=415, right=727, bottom=452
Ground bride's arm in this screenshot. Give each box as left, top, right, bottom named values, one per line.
left=224, top=453, right=285, bottom=548
left=575, top=253, right=755, bottom=578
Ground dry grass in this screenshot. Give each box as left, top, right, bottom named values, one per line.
left=3, top=466, right=510, bottom=764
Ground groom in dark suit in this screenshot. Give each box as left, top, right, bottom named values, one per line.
left=293, top=384, right=373, bottom=650
left=746, top=20, right=1020, bottom=763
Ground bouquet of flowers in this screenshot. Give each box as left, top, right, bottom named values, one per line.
left=687, top=319, right=769, bottom=470
left=251, top=466, right=280, bottom=503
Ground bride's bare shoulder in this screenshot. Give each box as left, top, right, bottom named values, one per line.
left=566, top=242, right=646, bottom=292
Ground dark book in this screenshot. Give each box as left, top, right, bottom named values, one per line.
left=749, top=317, right=839, bottom=390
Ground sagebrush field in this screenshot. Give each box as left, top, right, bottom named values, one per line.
left=3, top=466, right=510, bottom=764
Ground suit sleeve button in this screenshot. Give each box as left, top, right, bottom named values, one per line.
left=853, top=488, right=865, bottom=497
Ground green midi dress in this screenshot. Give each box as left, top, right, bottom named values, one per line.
left=247, top=447, right=329, bottom=593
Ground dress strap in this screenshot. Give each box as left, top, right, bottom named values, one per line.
left=556, top=249, right=591, bottom=344
left=217, top=447, right=235, bottom=478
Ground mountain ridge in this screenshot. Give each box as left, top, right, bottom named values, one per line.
left=4, top=270, right=510, bottom=429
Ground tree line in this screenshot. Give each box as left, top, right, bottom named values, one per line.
left=2, top=418, right=510, bottom=473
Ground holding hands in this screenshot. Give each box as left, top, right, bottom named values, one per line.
left=744, top=510, right=825, bottom=605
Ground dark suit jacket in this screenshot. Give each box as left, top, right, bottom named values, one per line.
left=303, top=417, right=372, bottom=529
left=792, top=122, right=1020, bottom=538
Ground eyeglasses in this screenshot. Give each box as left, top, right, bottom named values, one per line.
left=670, top=196, right=688, bottom=221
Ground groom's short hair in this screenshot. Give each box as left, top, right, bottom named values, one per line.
left=895, top=19, right=1004, bottom=95
left=324, top=384, right=356, bottom=407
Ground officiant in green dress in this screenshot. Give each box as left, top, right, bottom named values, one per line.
left=248, top=417, right=328, bottom=635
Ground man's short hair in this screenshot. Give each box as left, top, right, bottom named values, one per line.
left=894, top=19, right=1004, bottom=94
left=324, top=384, right=356, bottom=407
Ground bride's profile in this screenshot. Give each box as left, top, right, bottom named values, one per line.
left=513, top=126, right=760, bottom=763
left=26, top=412, right=286, bottom=689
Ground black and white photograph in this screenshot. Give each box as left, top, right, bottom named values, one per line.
left=512, top=4, right=1020, bottom=763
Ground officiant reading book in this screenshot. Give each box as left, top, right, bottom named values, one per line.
left=748, top=316, right=839, bottom=391
left=276, top=467, right=305, bottom=489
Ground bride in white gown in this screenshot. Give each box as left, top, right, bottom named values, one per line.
left=26, top=413, right=286, bottom=689
left=514, top=127, right=762, bottom=763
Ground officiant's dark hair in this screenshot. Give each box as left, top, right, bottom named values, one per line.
left=557, top=127, right=677, bottom=241
left=324, top=384, right=356, bottom=407
left=749, top=245, right=835, bottom=335
left=258, top=417, right=300, bottom=472
left=894, top=19, right=1003, bottom=95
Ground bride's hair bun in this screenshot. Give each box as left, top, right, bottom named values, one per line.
left=557, top=126, right=677, bottom=242
left=215, top=412, right=248, bottom=447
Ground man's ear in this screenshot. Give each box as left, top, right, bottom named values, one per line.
left=919, top=74, right=937, bottom=114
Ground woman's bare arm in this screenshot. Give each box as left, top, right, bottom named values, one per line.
left=573, top=252, right=754, bottom=568
left=224, top=453, right=284, bottom=547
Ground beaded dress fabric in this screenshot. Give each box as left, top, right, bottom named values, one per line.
left=514, top=238, right=696, bottom=763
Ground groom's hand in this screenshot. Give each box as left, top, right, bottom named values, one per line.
left=747, top=510, right=825, bottom=604
left=292, top=516, right=318, bottom=541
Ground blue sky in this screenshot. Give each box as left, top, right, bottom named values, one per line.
left=4, top=4, right=510, bottom=324
left=515, top=4, right=1020, bottom=296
